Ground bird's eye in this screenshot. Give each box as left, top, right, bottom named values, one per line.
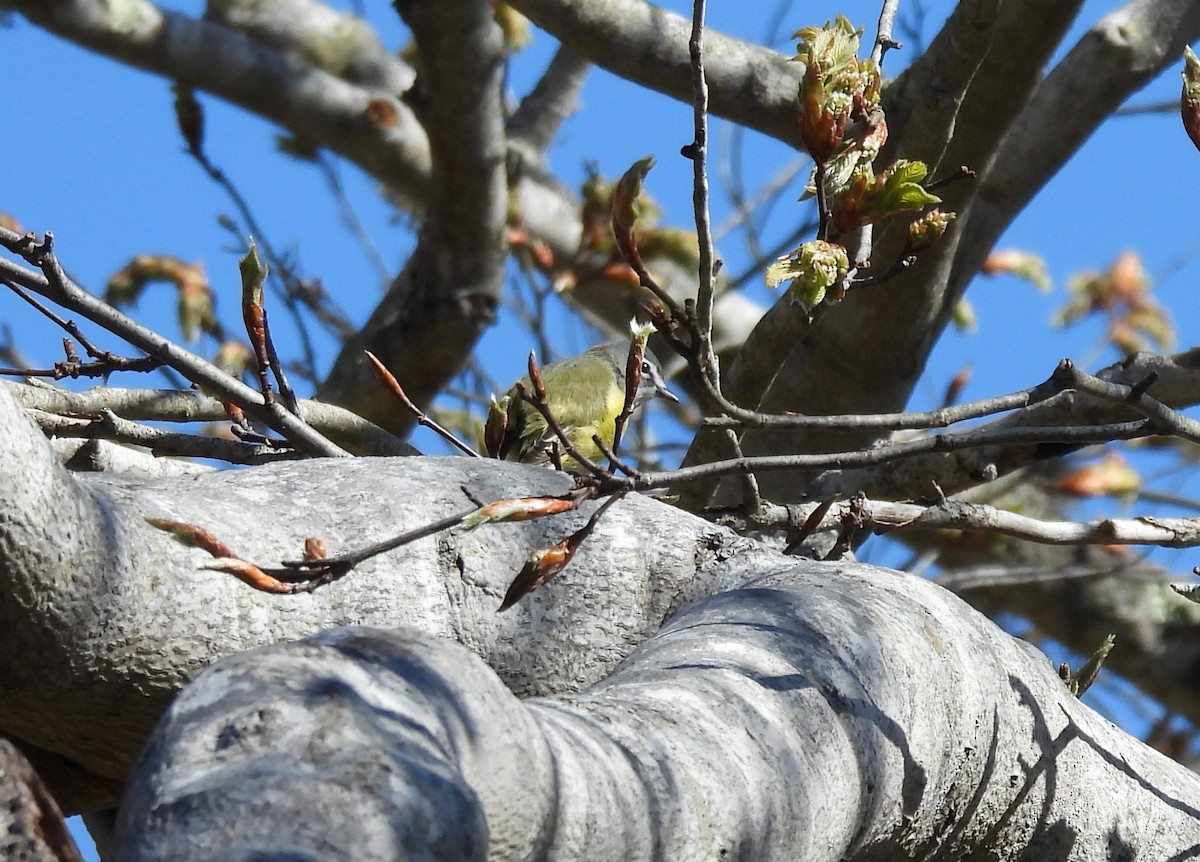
left=641, top=360, right=652, bottom=374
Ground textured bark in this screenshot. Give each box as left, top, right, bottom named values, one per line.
left=0, top=738, right=85, bottom=862
left=316, top=0, right=510, bottom=428
left=115, top=570, right=1200, bottom=860
left=8, top=3, right=1200, bottom=858
left=0, top=381, right=770, bottom=812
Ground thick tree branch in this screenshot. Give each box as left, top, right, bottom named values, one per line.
left=4, top=381, right=416, bottom=456
left=14, top=0, right=767, bottom=417
left=0, top=738, right=85, bottom=862
left=710, top=0, right=1090, bottom=507
left=886, top=0, right=1083, bottom=177
left=0, top=381, right=777, bottom=810
left=204, top=0, right=416, bottom=95
left=958, top=0, right=1200, bottom=282
left=315, top=0, right=510, bottom=429
left=506, top=0, right=803, bottom=147
left=115, top=571, right=1200, bottom=860
left=12, top=0, right=432, bottom=205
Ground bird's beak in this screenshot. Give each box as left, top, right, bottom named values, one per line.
left=657, top=383, right=679, bottom=404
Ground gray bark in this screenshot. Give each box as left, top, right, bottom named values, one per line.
left=114, top=568, right=1200, bottom=860
left=4, top=380, right=1200, bottom=858
left=0, top=380, right=768, bottom=812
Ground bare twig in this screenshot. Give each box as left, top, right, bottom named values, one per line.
left=630, top=419, right=1154, bottom=494
left=725, top=494, right=1200, bottom=552
left=1058, top=360, right=1200, bottom=443
left=864, top=497, right=1200, bottom=549
left=276, top=508, right=478, bottom=582
left=722, top=426, right=761, bottom=513
left=869, top=0, right=903, bottom=66
left=173, top=82, right=349, bottom=371
left=364, top=350, right=480, bottom=457
left=316, top=153, right=392, bottom=288
left=684, top=0, right=720, bottom=394
left=697, top=357, right=1200, bottom=436
left=0, top=228, right=348, bottom=457
left=1, top=279, right=164, bottom=379
left=591, top=433, right=642, bottom=479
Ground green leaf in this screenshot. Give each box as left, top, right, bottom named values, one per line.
left=767, top=240, right=849, bottom=314
left=612, top=155, right=656, bottom=239
left=238, top=237, right=269, bottom=305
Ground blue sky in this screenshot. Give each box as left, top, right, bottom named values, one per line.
left=4, top=1, right=1200, bottom=855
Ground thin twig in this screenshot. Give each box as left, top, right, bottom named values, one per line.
left=317, top=153, right=392, bottom=287
left=686, top=0, right=720, bottom=394
left=591, top=433, right=642, bottom=478
left=0, top=228, right=348, bottom=457
left=364, top=350, right=480, bottom=457
left=629, top=419, right=1154, bottom=493
left=279, top=509, right=478, bottom=575
left=870, top=0, right=903, bottom=66
left=702, top=366, right=1057, bottom=430
left=696, top=357, right=1174, bottom=432
left=174, top=83, right=329, bottom=372
left=723, top=494, right=1200, bottom=552
left=721, top=427, right=761, bottom=513
left=1, top=279, right=165, bottom=379
left=862, top=496, right=1200, bottom=549
left=1060, top=360, right=1200, bottom=443
left=851, top=253, right=917, bottom=287
left=499, top=487, right=628, bottom=610
left=813, top=161, right=831, bottom=241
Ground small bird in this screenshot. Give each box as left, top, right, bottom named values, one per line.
left=490, top=341, right=677, bottom=473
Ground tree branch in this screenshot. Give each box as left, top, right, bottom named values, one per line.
left=508, top=45, right=592, bottom=154
left=0, top=381, right=779, bottom=810
left=115, top=572, right=1200, bottom=859
left=0, top=231, right=348, bottom=457
left=204, top=0, right=416, bottom=94
left=14, top=0, right=769, bottom=415
left=958, top=0, right=1200, bottom=282
left=315, top=0, right=510, bottom=430
left=809, top=348, right=1200, bottom=500
left=706, top=0, right=1092, bottom=508
left=7, top=381, right=416, bottom=456
left=0, top=738, right=84, bottom=862
left=12, top=0, right=432, bottom=205
left=506, top=0, right=803, bottom=147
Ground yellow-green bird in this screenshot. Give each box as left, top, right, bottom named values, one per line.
left=490, top=341, right=677, bottom=473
